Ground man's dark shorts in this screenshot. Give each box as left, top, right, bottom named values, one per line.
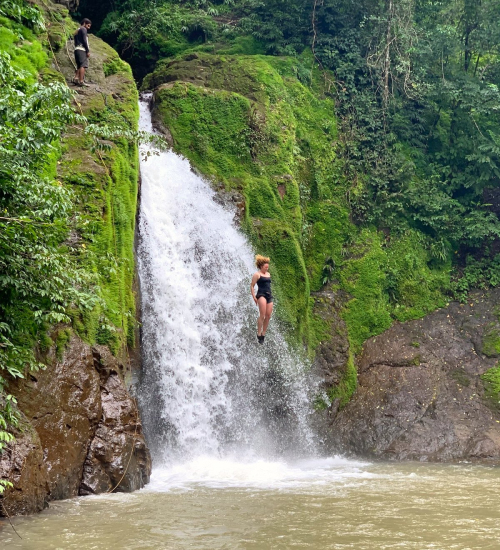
left=75, top=50, right=89, bottom=69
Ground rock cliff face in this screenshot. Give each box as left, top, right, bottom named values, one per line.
left=0, top=4, right=151, bottom=516
left=0, top=336, right=151, bottom=516
left=312, top=287, right=351, bottom=392
left=321, top=289, right=500, bottom=462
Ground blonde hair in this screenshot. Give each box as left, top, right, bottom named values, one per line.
left=255, top=255, right=270, bottom=269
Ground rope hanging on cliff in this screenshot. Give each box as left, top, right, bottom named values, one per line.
left=105, top=397, right=140, bottom=494
left=1, top=501, right=22, bottom=539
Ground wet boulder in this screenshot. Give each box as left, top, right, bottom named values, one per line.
left=0, top=336, right=151, bottom=516
left=0, top=418, right=48, bottom=516
left=327, top=289, right=500, bottom=462
left=80, top=346, right=151, bottom=495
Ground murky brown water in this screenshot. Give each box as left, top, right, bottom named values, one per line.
left=1, top=458, right=500, bottom=549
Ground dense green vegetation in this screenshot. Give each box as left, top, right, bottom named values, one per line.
left=0, top=2, right=79, bottom=465
left=81, top=0, right=500, bottom=344
left=75, top=0, right=500, bottom=409
left=60, top=75, right=140, bottom=354
left=146, top=53, right=333, bottom=340
left=144, top=52, right=450, bottom=354
left=0, top=0, right=144, bottom=484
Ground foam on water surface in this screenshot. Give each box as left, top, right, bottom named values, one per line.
left=146, top=455, right=374, bottom=492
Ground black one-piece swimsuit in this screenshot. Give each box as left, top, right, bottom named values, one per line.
left=256, top=276, right=273, bottom=303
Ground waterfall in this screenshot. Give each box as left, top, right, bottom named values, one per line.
left=137, top=97, right=317, bottom=467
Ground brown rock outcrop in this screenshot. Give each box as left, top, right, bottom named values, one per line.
left=0, top=335, right=151, bottom=516
left=326, top=289, right=500, bottom=462
left=0, top=420, right=48, bottom=516
left=80, top=346, right=150, bottom=495
left=311, top=286, right=350, bottom=389
left=309, top=286, right=353, bottom=443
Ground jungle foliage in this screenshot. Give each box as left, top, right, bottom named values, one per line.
left=0, top=2, right=85, bottom=460
left=84, top=0, right=500, bottom=300
left=77, top=0, right=500, bottom=359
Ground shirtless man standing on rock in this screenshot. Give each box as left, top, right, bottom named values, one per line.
left=73, top=18, right=91, bottom=87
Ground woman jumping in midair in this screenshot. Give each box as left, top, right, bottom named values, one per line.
left=251, top=255, right=273, bottom=344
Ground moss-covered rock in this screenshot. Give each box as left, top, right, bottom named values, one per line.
left=0, top=15, right=48, bottom=82
left=311, top=286, right=356, bottom=409
left=149, top=53, right=332, bottom=340
left=146, top=51, right=449, bottom=356
left=1, top=1, right=149, bottom=515
left=326, top=290, right=500, bottom=462
left=482, top=325, right=500, bottom=357
left=482, top=363, right=500, bottom=410
left=46, top=27, right=140, bottom=354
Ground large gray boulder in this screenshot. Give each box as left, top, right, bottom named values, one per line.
left=325, top=289, right=500, bottom=462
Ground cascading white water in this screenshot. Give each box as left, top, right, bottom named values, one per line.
left=137, top=96, right=317, bottom=468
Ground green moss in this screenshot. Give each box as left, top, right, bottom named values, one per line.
left=35, top=0, right=75, bottom=51
left=61, top=134, right=139, bottom=352
left=155, top=83, right=254, bottom=181
left=103, top=57, right=132, bottom=77
left=409, top=354, right=421, bottom=366
left=326, top=352, right=357, bottom=408
left=385, top=231, right=449, bottom=322
left=450, top=369, right=470, bottom=387
left=53, top=35, right=140, bottom=353
left=38, top=329, right=53, bottom=353
left=482, top=325, right=500, bottom=357
left=217, top=36, right=266, bottom=56
left=338, top=230, right=392, bottom=352
left=309, top=313, right=331, bottom=351
left=55, top=328, right=72, bottom=359
left=147, top=50, right=450, bottom=387
left=481, top=364, right=500, bottom=410
left=150, top=53, right=336, bottom=342
left=39, top=66, right=65, bottom=84
left=337, top=229, right=449, bottom=353
left=0, top=21, right=47, bottom=82
left=304, top=203, right=350, bottom=290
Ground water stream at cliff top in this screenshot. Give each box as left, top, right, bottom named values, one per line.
left=2, top=98, right=500, bottom=549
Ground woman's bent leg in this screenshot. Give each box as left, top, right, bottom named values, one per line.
left=262, top=302, right=274, bottom=335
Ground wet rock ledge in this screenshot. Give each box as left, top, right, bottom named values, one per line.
left=0, top=336, right=151, bottom=516
left=322, top=288, right=500, bottom=462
